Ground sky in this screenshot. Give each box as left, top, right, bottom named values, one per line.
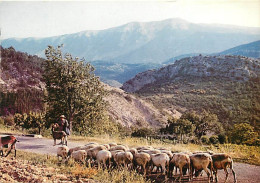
left=0, top=0, right=260, bottom=39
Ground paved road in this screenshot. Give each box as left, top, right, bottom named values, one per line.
left=15, top=135, right=84, bottom=155
left=2, top=134, right=260, bottom=183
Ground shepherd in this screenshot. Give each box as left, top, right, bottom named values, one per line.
left=58, top=115, right=70, bottom=136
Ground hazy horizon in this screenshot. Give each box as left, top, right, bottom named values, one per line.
left=1, top=0, right=260, bottom=39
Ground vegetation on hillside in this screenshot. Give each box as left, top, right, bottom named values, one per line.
left=0, top=46, right=45, bottom=115
left=137, top=76, right=260, bottom=133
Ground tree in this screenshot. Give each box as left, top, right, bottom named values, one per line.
left=181, top=111, right=223, bottom=140
left=231, top=123, right=259, bottom=145
left=43, top=45, right=107, bottom=134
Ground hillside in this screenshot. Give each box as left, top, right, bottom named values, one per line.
left=0, top=47, right=168, bottom=128
left=122, top=55, right=260, bottom=130
left=219, top=40, right=260, bottom=58
left=2, top=18, right=260, bottom=64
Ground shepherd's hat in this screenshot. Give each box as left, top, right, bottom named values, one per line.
left=60, top=115, right=65, bottom=118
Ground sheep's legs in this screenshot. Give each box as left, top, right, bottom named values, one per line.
left=231, top=168, right=237, bottom=183
left=214, top=170, right=218, bottom=182
left=224, top=167, right=229, bottom=183
left=203, top=168, right=211, bottom=183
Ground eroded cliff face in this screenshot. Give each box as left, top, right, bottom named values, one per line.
left=104, top=84, right=181, bottom=128
left=121, top=55, right=260, bottom=93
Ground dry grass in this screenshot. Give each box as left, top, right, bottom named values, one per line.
left=1, top=126, right=259, bottom=165
left=13, top=150, right=150, bottom=183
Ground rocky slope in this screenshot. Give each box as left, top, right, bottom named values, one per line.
left=121, top=55, right=260, bottom=129
left=104, top=84, right=180, bottom=128
left=0, top=46, right=169, bottom=128
left=122, top=55, right=260, bottom=92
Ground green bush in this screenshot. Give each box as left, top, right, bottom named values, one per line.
left=201, top=136, right=209, bottom=144
left=231, top=123, right=259, bottom=146
left=218, top=133, right=228, bottom=144
left=209, top=135, right=219, bottom=144
left=131, top=128, right=154, bottom=138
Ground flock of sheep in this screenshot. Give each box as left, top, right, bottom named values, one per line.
left=57, top=142, right=237, bottom=183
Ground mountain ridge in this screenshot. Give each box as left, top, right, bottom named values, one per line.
left=2, top=18, right=260, bottom=64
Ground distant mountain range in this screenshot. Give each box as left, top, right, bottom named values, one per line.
left=2, top=18, right=260, bottom=64
left=219, top=40, right=260, bottom=58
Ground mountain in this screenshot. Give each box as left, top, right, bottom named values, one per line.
left=0, top=46, right=171, bottom=128
left=121, top=55, right=260, bottom=130
left=2, top=18, right=260, bottom=64
left=91, top=60, right=161, bottom=85
left=219, top=40, right=260, bottom=58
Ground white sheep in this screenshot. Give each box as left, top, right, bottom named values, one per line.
left=133, top=152, right=151, bottom=176
left=190, top=153, right=213, bottom=183
left=141, top=149, right=161, bottom=155
left=57, top=146, right=69, bottom=162
left=68, top=146, right=85, bottom=156
left=71, top=150, right=87, bottom=164
left=96, top=150, right=112, bottom=169
left=114, top=151, right=133, bottom=169
left=108, top=142, right=117, bottom=148
left=86, top=145, right=107, bottom=165
left=160, top=150, right=174, bottom=160
left=169, top=153, right=191, bottom=181
left=102, top=144, right=110, bottom=150
left=150, top=153, right=170, bottom=175
left=110, top=145, right=128, bottom=152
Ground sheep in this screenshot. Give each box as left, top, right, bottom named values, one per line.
left=128, top=148, right=138, bottom=156
left=51, top=123, right=67, bottom=146
left=133, top=152, right=151, bottom=176
left=86, top=145, right=107, bottom=166
left=150, top=153, right=170, bottom=175
left=211, top=153, right=237, bottom=183
left=102, top=144, right=110, bottom=150
left=136, top=146, right=154, bottom=152
left=108, top=142, right=117, bottom=148
left=68, top=146, right=85, bottom=156
left=190, top=153, right=213, bottom=183
left=0, top=135, right=18, bottom=157
left=96, top=150, right=112, bottom=169
left=110, top=145, right=128, bottom=152
left=141, top=149, right=161, bottom=155
left=71, top=150, right=87, bottom=164
left=57, top=146, right=69, bottom=162
left=110, top=150, right=124, bottom=168
left=114, top=151, right=133, bottom=169
left=169, top=153, right=190, bottom=181
left=85, top=142, right=99, bottom=146
left=160, top=150, right=173, bottom=160
left=80, top=144, right=98, bottom=151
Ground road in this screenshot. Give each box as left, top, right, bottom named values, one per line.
left=3, top=135, right=260, bottom=183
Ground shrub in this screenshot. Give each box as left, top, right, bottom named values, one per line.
left=231, top=123, right=259, bottom=146
left=4, top=115, right=15, bottom=126
left=209, top=135, right=219, bottom=144
left=218, top=133, right=228, bottom=144
left=201, top=136, right=209, bottom=144
left=131, top=128, right=154, bottom=138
